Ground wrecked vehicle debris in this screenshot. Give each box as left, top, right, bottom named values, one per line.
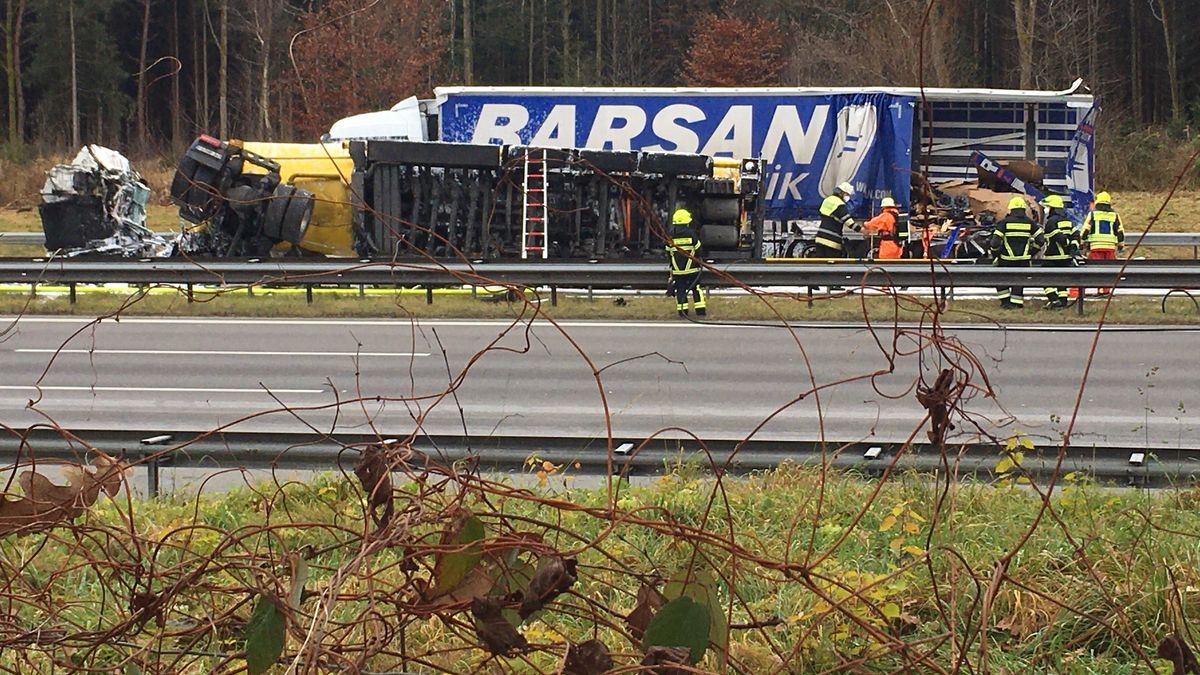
left=38, top=145, right=172, bottom=257
left=170, top=135, right=315, bottom=257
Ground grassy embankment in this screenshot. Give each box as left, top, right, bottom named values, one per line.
left=2, top=465, right=1195, bottom=672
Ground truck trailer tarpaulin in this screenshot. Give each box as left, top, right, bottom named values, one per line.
left=431, top=84, right=1096, bottom=221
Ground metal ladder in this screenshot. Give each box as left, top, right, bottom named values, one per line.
left=521, top=149, right=548, bottom=259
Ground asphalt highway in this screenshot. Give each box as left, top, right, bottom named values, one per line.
left=1, top=316, right=1198, bottom=450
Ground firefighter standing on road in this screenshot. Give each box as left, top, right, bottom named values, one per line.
left=813, top=182, right=856, bottom=257
left=863, top=197, right=904, bottom=259
left=990, top=196, right=1044, bottom=309
left=666, top=208, right=707, bottom=318
left=1039, top=195, right=1078, bottom=309
left=1080, top=191, right=1125, bottom=295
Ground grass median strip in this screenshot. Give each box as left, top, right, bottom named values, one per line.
left=1, top=286, right=1198, bottom=325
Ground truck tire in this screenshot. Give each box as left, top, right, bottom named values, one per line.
left=170, top=156, right=223, bottom=221
left=700, top=197, right=740, bottom=223
left=262, top=184, right=314, bottom=244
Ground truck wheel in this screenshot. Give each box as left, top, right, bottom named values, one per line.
left=170, top=156, right=222, bottom=220
left=785, top=240, right=817, bottom=258
left=262, top=184, right=315, bottom=244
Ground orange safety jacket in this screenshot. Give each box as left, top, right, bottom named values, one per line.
left=863, top=208, right=904, bottom=259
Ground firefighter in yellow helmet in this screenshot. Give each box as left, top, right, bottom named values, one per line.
left=666, top=208, right=707, bottom=318
left=812, top=182, right=856, bottom=258
left=989, top=195, right=1044, bottom=309
left=1039, top=194, right=1079, bottom=309
left=1080, top=190, right=1124, bottom=295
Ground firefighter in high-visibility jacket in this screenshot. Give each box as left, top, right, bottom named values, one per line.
left=1081, top=191, right=1125, bottom=260
left=990, top=196, right=1044, bottom=309
left=1039, top=195, right=1078, bottom=309
left=812, top=182, right=856, bottom=257
left=666, top=208, right=707, bottom=317
left=1080, top=191, right=1124, bottom=295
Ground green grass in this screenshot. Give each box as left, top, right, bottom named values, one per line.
left=1, top=464, right=1195, bottom=672
left=1, top=285, right=1197, bottom=325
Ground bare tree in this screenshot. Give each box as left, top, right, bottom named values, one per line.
left=69, top=0, right=79, bottom=148
left=135, top=0, right=152, bottom=150
left=1011, top=0, right=1036, bottom=88
left=1149, top=0, right=1182, bottom=120
left=3, top=0, right=27, bottom=145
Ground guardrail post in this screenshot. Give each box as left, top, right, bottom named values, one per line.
left=587, top=285, right=593, bottom=302
left=186, top=283, right=194, bottom=303
left=140, top=434, right=173, bottom=498
left=359, top=284, right=366, bottom=298
left=1076, top=287, right=1085, bottom=316
left=806, top=286, right=813, bottom=308
left=246, top=284, right=254, bottom=297
left=306, top=285, right=314, bottom=304
left=426, top=287, right=434, bottom=305
left=68, top=283, right=76, bottom=305
left=551, top=285, right=558, bottom=307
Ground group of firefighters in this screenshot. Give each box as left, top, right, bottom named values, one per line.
left=665, top=184, right=1126, bottom=317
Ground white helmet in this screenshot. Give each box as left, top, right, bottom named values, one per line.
left=880, top=197, right=896, bottom=208
left=836, top=181, right=855, bottom=196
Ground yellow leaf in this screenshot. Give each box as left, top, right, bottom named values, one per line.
left=542, top=460, right=557, bottom=473
left=880, top=603, right=901, bottom=620
left=1012, top=451, right=1024, bottom=466
left=891, top=505, right=904, bottom=517
left=1064, top=472, right=1077, bottom=482
left=889, top=536, right=904, bottom=553
left=879, top=515, right=898, bottom=532
left=1017, top=476, right=1032, bottom=485
left=1005, top=437, right=1019, bottom=451
left=995, top=457, right=1013, bottom=474
left=536, top=470, right=548, bottom=487
left=903, top=545, right=926, bottom=557
left=908, top=511, right=927, bottom=523
left=1019, top=436, right=1035, bottom=450
left=903, top=521, right=920, bottom=534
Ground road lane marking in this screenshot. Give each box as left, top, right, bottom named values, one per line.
left=0, top=385, right=325, bottom=394
left=14, top=349, right=429, bottom=357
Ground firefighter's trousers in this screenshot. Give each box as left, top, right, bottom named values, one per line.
left=673, top=272, right=707, bottom=315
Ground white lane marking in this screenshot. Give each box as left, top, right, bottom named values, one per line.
left=14, top=349, right=429, bottom=357
left=5, top=316, right=1198, bottom=332
left=0, top=385, right=325, bottom=394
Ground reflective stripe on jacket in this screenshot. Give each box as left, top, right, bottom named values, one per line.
left=1042, top=214, right=1078, bottom=261
left=990, top=214, right=1043, bottom=262
left=815, top=194, right=852, bottom=251
left=1082, top=207, right=1123, bottom=250
left=666, top=228, right=702, bottom=275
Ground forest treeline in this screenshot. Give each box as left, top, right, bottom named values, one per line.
left=0, top=0, right=1195, bottom=162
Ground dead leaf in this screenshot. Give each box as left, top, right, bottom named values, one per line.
left=1158, top=634, right=1200, bottom=675
left=916, top=369, right=957, bottom=444
left=354, top=444, right=393, bottom=531
left=625, top=583, right=666, bottom=640
left=0, top=453, right=129, bottom=536
left=640, top=645, right=691, bottom=674
left=519, top=556, right=577, bottom=620
left=471, top=597, right=528, bottom=656
left=562, top=639, right=613, bottom=675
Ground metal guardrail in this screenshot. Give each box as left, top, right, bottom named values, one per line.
left=1, top=259, right=1199, bottom=290
left=0, top=232, right=44, bottom=246
left=4, top=230, right=1200, bottom=254
left=3, top=428, right=1196, bottom=493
